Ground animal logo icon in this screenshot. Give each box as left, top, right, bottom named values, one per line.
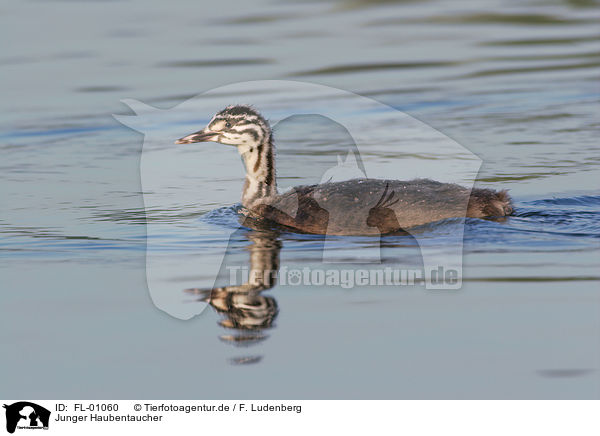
left=366, top=183, right=402, bottom=234
left=115, top=80, right=483, bottom=319
left=3, top=402, right=50, bottom=434
left=319, top=151, right=366, bottom=184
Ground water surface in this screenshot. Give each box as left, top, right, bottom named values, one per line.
left=1, top=0, right=599, bottom=398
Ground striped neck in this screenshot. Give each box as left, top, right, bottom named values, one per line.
left=239, top=133, right=277, bottom=208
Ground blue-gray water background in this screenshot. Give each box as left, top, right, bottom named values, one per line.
left=1, top=0, right=599, bottom=398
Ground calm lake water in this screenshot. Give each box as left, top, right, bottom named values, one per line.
left=1, top=0, right=599, bottom=398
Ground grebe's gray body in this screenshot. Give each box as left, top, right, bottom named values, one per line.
left=176, top=105, right=512, bottom=235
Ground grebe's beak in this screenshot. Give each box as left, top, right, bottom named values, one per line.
left=175, top=128, right=218, bottom=144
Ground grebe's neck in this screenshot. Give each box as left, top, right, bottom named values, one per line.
left=239, top=132, right=277, bottom=208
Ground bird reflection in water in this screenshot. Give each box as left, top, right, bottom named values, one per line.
left=184, top=185, right=421, bottom=365
left=185, top=227, right=282, bottom=365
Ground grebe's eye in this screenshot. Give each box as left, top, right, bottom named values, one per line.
left=225, top=122, right=232, bottom=128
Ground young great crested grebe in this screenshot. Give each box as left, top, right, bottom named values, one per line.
left=176, top=105, right=513, bottom=235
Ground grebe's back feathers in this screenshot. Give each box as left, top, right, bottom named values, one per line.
left=246, top=178, right=512, bottom=235
left=176, top=105, right=513, bottom=235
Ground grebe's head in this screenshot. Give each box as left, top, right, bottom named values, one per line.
left=175, top=105, right=271, bottom=151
